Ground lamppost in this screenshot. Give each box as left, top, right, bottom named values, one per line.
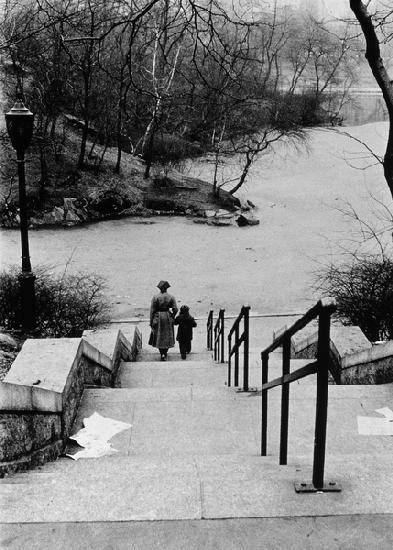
left=5, top=95, right=36, bottom=331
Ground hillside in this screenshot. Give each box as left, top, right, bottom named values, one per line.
left=0, top=126, right=240, bottom=228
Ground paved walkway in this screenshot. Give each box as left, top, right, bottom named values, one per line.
left=2, top=319, right=393, bottom=548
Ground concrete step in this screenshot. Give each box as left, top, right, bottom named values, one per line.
left=4, top=515, right=393, bottom=550
left=68, top=382, right=393, bottom=461
left=3, top=381, right=393, bottom=524
left=2, top=451, right=393, bottom=523
left=120, top=354, right=314, bottom=390
left=136, top=350, right=213, bottom=362
left=119, top=359, right=226, bottom=388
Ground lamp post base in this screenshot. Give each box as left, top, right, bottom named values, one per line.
left=18, top=271, right=36, bottom=331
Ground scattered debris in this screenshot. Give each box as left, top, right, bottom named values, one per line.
left=67, top=412, right=131, bottom=460
left=357, top=407, right=393, bottom=435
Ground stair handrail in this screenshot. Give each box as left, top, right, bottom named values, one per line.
left=261, top=297, right=340, bottom=493
left=213, top=308, right=225, bottom=363
left=227, top=305, right=250, bottom=391
left=207, top=310, right=213, bottom=351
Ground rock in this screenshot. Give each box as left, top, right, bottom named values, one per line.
left=65, top=209, right=81, bottom=223
left=204, top=210, right=216, bottom=218
left=236, top=213, right=260, bottom=227
left=75, top=208, right=88, bottom=222
left=247, top=199, right=256, bottom=208
left=29, top=217, right=45, bottom=227
left=193, top=218, right=209, bottom=224
left=63, top=197, right=78, bottom=210
left=43, top=207, right=64, bottom=225
left=215, top=209, right=233, bottom=219
left=0, top=333, right=19, bottom=350
left=238, top=198, right=251, bottom=211
left=208, top=217, right=233, bottom=226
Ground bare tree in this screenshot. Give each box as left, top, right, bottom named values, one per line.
left=350, top=0, right=393, bottom=197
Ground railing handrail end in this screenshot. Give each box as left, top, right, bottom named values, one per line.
left=318, top=297, right=336, bottom=312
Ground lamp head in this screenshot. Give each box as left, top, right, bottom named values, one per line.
left=5, top=95, right=34, bottom=154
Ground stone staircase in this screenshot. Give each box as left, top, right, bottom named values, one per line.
left=2, top=320, right=393, bottom=525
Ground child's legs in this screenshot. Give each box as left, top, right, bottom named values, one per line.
left=179, top=341, right=187, bottom=359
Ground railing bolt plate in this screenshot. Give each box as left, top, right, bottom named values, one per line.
left=235, top=387, right=258, bottom=393
left=294, top=481, right=341, bottom=493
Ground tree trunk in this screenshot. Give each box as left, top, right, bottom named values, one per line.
left=144, top=133, right=154, bottom=179
left=77, top=70, right=91, bottom=169
left=229, top=151, right=254, bottom=195
left=350, top=0, right=393, bottom=198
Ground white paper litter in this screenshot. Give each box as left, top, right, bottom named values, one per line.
left=375, top=407, right=393, bottom=420
left=357, top=407, right=393, bottom=436
left=67, top=412, right=131, bottom=460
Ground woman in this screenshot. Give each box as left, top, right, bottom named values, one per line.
left=149, top=280, right=178, bottom=361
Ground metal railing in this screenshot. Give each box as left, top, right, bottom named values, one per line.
left=213, top=308, right=225, bottom=363
left=227, top=305, right=250, bottom=391
left=260, top=298, right=341, bottom=493
left=207, top=310, right=213, bottom=351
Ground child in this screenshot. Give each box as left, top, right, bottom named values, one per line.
left=174, top=305, right=197, bottom=360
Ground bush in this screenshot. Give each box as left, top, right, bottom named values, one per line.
left=0, top=266, right=111, bottom=337
left=316, top=257, right=393, bottom=341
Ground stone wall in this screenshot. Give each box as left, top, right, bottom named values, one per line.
left=0, top=328, right=136, bottom=476
left=340, top=341, right=393, bottom=384
left=275, top=321, right=393, bottom=385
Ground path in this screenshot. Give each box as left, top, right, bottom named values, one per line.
left=1, top=319, right=393, bottom=548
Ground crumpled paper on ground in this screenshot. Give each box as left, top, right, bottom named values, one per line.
left=66, top=412, right=131, bottom=460
left=357, top=407, right=393, bottom=435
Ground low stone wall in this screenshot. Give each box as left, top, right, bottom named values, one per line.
left=274, top=321, right=393, bottom=385
left=341, top=341, right=393, bottom=384
left=0, top=328, right=136, bottom=476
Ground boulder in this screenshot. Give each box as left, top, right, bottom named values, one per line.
left=208, top=217, right=233, bottom=226
left=43, top=207, right=64, bottom=225
left=238, top=198, right=251, bottom=211
left=63, top=197, right=78, bottom=210
left=215, top=209, right=234, bottom=219
left=236, top=213, right=260, bottom=227
left=65, top=209, right=81, bottom=223
left=0, top=333, right=19, bottom=350
left=29, top=217, right=45, bottom=227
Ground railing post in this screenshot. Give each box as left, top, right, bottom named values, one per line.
left=220, top=309, right=225, bottom=363
left=228, top=333, right=232, bottom=387
left=312, top=306, right=331, bottom=489
left=214, top=323, right=217, bottom=362
left=234, top=324, right=239, bottom=386
left=243, top=305, right=250, bottom=392
left=207, top=310, right=213, bottom=351
left=261, top=351, right=269, bottom=456
left=279, top=336, right=291, bottom=465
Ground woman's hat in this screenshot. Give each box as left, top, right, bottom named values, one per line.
left=157, top=280, right=170, bottom=291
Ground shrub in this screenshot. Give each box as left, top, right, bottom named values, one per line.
left=316, top=257, right=393, bottom=341
left=0, top=266, right=111, bottom=337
